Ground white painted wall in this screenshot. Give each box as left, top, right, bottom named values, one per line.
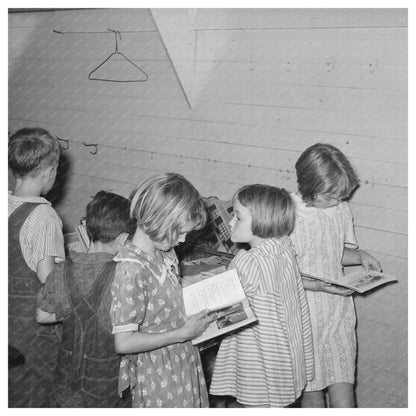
left=8, top=8, right=407, bottom=407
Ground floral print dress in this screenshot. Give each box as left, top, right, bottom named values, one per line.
left=110, top=242, right=209, bottom=408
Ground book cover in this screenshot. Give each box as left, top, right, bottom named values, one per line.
left=182, top=268, right=257, bottom=345
left=301, top=269, right=397, bottom=294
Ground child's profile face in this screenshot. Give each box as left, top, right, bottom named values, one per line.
left=153, top=222, right=195, bottom=252
left=229, top=200, right=254, bottom=244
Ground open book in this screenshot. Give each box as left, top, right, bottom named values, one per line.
left=182, top=269, right=257, bottom=345
left=301, top=269, right=397, bottom=294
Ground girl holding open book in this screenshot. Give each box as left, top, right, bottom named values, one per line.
left=210, top=184, right=314, bottom=407
left=290, top=143, right=382, bottom=408
left=110, top=173, right=215, bottom=408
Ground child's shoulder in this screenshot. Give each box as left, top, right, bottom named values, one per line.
left=115, top=243, right=146, bottom=263
left=113, top=242, right=155, bottom=275
left=250, top=237, right=293, bottom=257
left=32, top=202, right=61, bottom=221
left=231, top=247, right=257, bottom=269
left=338, top=200, right=353, bottom=214
left=8, top=194, right=59, bottom=218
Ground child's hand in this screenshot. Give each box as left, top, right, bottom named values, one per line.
left=359, top=250, right=382, bottom=272
left=180, top=310, right=216, bottom=341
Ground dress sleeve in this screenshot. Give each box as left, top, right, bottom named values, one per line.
left=36, top=263, right=70, bottom=320
left=110, top=261, right=149, bottom=334
left=230, top=251, right=260, bottom=297
left=342, top=202, right=358, bottom=248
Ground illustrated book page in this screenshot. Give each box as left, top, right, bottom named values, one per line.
left=182, top=268, right=257, bottom=345
left=301, top=269, right=397, bottom=294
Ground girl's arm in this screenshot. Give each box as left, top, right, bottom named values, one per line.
left=114, top=310, right=215, bottom=354
left=302, top=277, right=354, bottom=296
left=342, top=247, right=382, bottom=271
left=302, top=247, right=383, bottom=295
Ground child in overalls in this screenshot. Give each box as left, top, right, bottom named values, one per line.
left=36, top=191, right=136, bottom=407
left=8, top=127, right=65, bottom=407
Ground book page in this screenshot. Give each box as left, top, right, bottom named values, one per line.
left=342, top=270, right=397, bottom=293
left=183, top=269, right=246, bottom=316
left=301, top=270, right=397, bottom=294
left=192, top=298, right=257, bottom=346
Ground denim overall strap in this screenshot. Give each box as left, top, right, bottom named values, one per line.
left=8, top=202, right=44, bottom=407
left=8, top=202, right=42, bottom=296
left=63, top=260, right=116, bottom=390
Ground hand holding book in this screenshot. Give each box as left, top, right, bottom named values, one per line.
left=179, top=309, right=217, bottom=341
left=182, top=269, right=257, bottom=345
left=301, top=269, right=397, bottom=294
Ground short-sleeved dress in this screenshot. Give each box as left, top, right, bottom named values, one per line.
left=110, top=242, right=209, bottom=408
left=210, top=237, right=314, bottom=407
left=289, top=193, right=358, bottom=391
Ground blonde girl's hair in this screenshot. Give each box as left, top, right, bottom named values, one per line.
left=295, top=143, right=360, bottom=204
left=130, top=172, right=207, bottom=245
left=234, top=184, right=296, bottom=238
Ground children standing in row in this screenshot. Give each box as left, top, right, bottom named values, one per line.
left=210, top=185, right=314, bottom=407
left=290, top=143, right=382, bottom=408
left=8, top=127, right=65, bottom=407
left=36, top=191, right=136, bottom=407
left=10, top=129, right=383, bottom=409
left=110, top=173, right=216, bottom=408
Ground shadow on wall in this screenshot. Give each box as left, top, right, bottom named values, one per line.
left=46, top=151, right=71, bottom=210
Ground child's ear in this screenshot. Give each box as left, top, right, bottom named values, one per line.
left=115, top=232, right=129, bottom=249
left=44, top=165, right=56, bottom=181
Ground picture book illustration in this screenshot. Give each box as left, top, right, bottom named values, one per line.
left=182, top=268, right=257, bottom=345
left=301, top=269, right=397, bottom=294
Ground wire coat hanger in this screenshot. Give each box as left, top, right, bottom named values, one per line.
left=88, top=29, right=148, bottom=82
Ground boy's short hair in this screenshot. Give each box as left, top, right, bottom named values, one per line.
left=234, top=184, right=295, bottom=238
left=130, top=172, right=207, bottom=245
left=295, top=143, right=360, bottom=203
left=8, top=127, right=61, bottom=178
left=86, top=191, right=136, bottom=244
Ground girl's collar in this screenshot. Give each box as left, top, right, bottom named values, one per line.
left=123, top=241, right=179, bottom=286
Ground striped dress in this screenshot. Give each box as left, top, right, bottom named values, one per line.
left=209, top=237, right=314, bottom=407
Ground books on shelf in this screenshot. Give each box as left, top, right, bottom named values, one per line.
left=75, top=220, right=90, bottom=252
left=182, top=268, right=257, bottom=345
left=301, top=269, right=398, bottom=294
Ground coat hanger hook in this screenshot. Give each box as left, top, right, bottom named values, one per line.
left=108, top=28, right=121, bottom=53
left=83, top=142, right=98, bottom=155
left=56, top=136, right=69, bottom=150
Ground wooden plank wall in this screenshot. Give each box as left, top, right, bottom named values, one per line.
left=8, top=8, right=407, bottom=407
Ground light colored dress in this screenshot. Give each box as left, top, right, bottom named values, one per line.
left=110, top=242, right=209, bottom=408
left=210, top=237, right=314, bottom=407
left=290, top=193, right=358, bottom=391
